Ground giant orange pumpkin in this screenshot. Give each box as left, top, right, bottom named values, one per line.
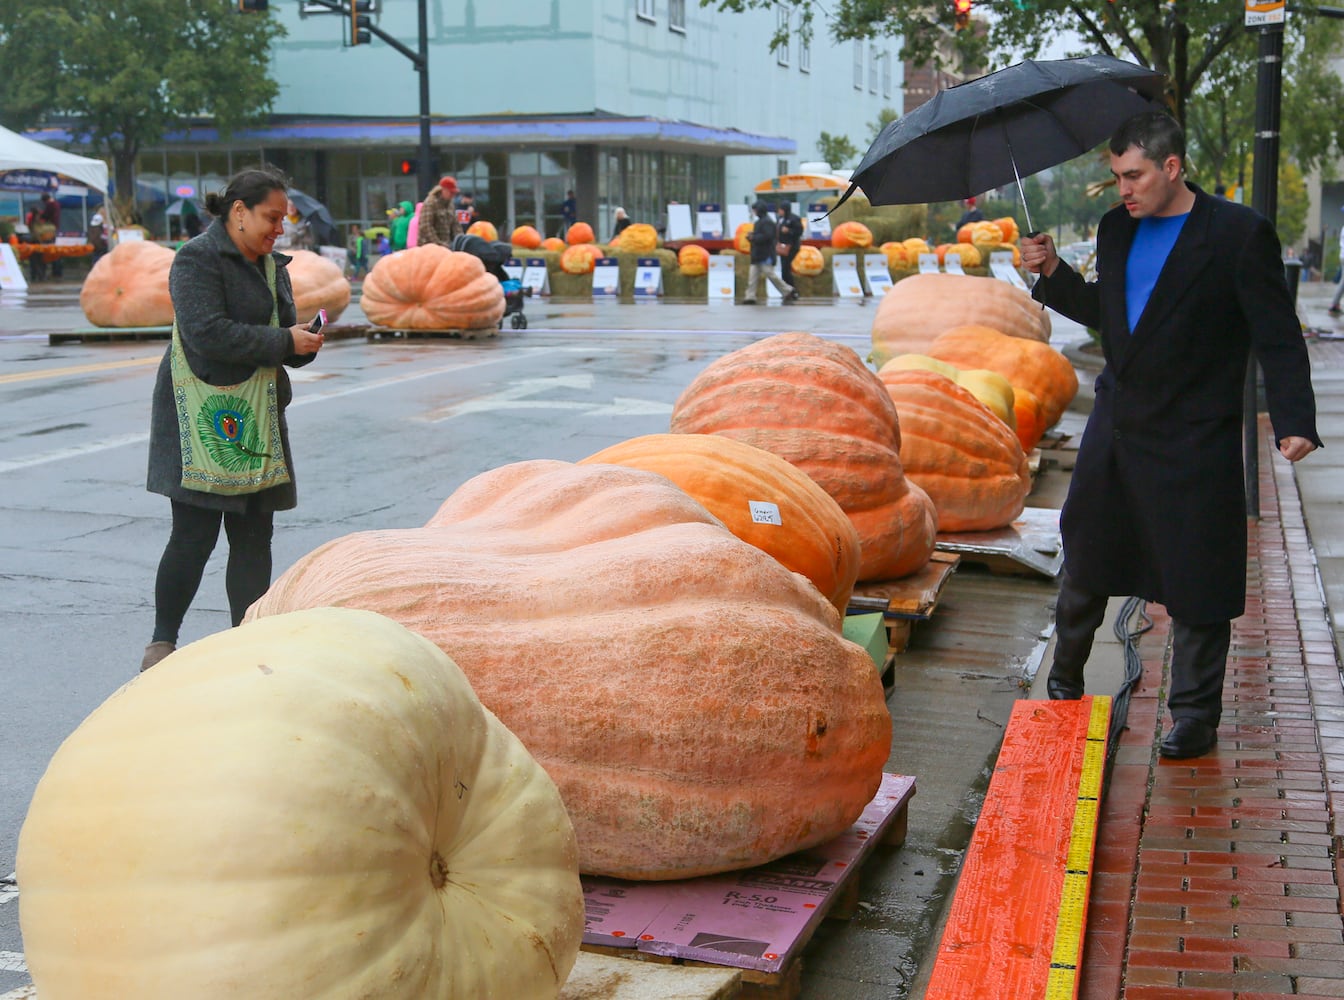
left=677, top=244, right=710, bottom=276
left=511, top=225, right=543, bottom=249
left=79, top=241, right=176, bottom=328
left=581, top=433, right=862, bottom=613
left=541, top=237, right=567, bottom=253
left=247, top=461, right=892, bottom=880
left=611, top=222, right=658, bottom=254
left=1013, top=387, right=1048, bottom=452
left=360, top=244, right=505, bottom=330
left=282, top=249, right=351, bottom=325
left=879, top=241, right=911, bottom=270
left=869, top=272, right=1051, bottom=367
left=560, top=243, right=604, bottom=275
left=993, top=216, right=1021, bottom=244
left=670, top=332, right=938, bottom=581
left=733, top=222, right=753, bottom=255
left=942, top=242, right=982, bottom=268
left=830, top=221, right=874, bottom=249
left=925, top=323, right=1079, bottom=428
left=791, top=244, right=825, bottom=276
left=467, top=220, right=499, bottom=242
left=566, top=222, right=595, bottom=245
left=879, top=368, right=1031, bottom=532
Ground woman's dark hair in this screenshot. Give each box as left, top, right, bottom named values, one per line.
left=1109, top=111, right=1186, bottom=167
left=203, top=164, right=290, bottom=218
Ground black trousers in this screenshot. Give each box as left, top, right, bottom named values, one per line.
left=151, top=497, right=274, bottom=642
left=1050, top=570, right=1232, bottom=725
left=781, top=249, right=798, bottom=287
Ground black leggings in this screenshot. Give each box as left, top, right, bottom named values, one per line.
left=152, top=498, right=274, bottom=642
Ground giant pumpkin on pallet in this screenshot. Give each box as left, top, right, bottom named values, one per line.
left=581, top=433, right=862, bottom=613
left=282, top=248, right=351, bottom=325
left=669, top=332, right=937, bottom=581
left=18, top=607, right=584, bottom=1000
left=869, top=272, right=1051, bottom=367
left=879, top=368, right=1031, bottom=532
left=247, top=461, right=891, bottom=881
left=360, top=244, right=505, bottom=330
left=611, top=222, right=659, bottom=255
left=925, top=323, right=1079, bottom=429
left=79, top=240, right=176, bottom=328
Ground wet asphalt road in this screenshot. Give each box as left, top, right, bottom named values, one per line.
left=0, top=288, right=1079, bottom=997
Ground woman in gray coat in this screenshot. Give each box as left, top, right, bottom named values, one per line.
left=141, top=166, right=324, bottom=671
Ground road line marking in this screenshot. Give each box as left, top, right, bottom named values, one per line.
left=0, top=355, right=162, bottom=385
left=0, top=952, right=27, bottom=974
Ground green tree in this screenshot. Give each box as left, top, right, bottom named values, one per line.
left=0, top=0, right=284, bottom=219
left=817, top=131, right=859, bottom=170
left=868, top=106, right=900, bottom=143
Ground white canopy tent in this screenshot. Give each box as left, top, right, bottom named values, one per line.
left=0, top=123, right=108, bottom=192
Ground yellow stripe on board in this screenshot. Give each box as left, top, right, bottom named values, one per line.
left=0, top=356, right=161, bottom=386
left=1044, top=695, right=1111, bottom=1000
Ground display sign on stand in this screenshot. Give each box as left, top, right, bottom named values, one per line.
left=667, top=203, right=694, bottom=241
left=521, top=258, right=550, bottom=296
left=0, top=243, right=29, bottom=292
left=633, top=257, right=662, bottom=299
left=503, top=257, right=524, bottom=282
left=592, top=256, right=620, bottom=297
left=115, top=228, right=145, bottom=244
left=807, top=203, right=832, bottom=239
left=942, top=255, right=965, bottom=275
left=864, top=257, right=894, bottom=296
left=697, top=203, right=724, bottom=239
left=725, top=203, right=751, bottom=240
left=990, top=251, right=1028, bottom=289
left=707, top=256, right=736, bottom=302
left=918, top=253, right=941, bottom=274
left=832, top=254, right=864, bottom=298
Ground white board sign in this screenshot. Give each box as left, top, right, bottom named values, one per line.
left=918, top=253, right=941, bottom=274
left=707, top=255, right=736, bottom=301
left=115, top=228, right=144, bottom=243
left=832, top=254, right=864, bottom=298
left=0, top=242, right=29, bottom=291
left=521, top=257, right=550, bottom=296
left=807, top=203, right=831, bottom=239
left=633, top=257, right=662, bottom=298
left=864, top=257, right=894, bottom=296
left=991, top=251, right=1028, bottom=289
left=666, top=203, right=693, bottom=241
left=942, top=255, right=965, bottom=275
left=503, top=257, right=524, bottom=282
left=697, top=203, right=723, bottom=239
left=748, top=501, right=782, bottom=525
left=592, top=256, right=620, bottom=297
left=725, top=203, right=751, bottom=240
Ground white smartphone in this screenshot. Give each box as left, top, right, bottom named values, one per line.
left=309, top=308, right=327, bottom=334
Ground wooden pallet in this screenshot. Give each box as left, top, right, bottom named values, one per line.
left=48, top=326, right=170, bottom=344
left=367, top=325, right=498, bottom=341
left=850, top=549, right=959, bottom=657
left=580, top=773, right=916, bottom=1000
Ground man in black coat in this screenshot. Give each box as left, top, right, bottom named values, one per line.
left=1022, top=111, right=1320, bottom=759
left=744, top=201, right=797, bottom=303
left=776, top=202, right=804, bottom=287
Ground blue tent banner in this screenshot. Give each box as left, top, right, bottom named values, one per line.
left=0, top=170, right=59, bottom=194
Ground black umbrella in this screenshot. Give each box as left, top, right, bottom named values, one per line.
left=845, top=54, right=1167, bottom=233
left=287, top=188, right=338, bottom=246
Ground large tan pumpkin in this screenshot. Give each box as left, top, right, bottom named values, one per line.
left=678, top=244, right=709, bottom=276
left=79, top=240, right=176, bottom=328
left=581, top=433, right=862, bottom=613
left=611, top=222, right=658, bottom=254
left=879, top=368, right=1031, bottom=532
left=925, top=323, right=1080, bottom=428
left=360, top=244, right=505, bottom=330
left=17, top=607, right=584, bottom=999
left=670, top=332, right=938, bottom=581
left=869, top=272, right=1051, bottom=367
left=247, top=461, right=891, bottom=880
left=282, top=248, right=351, bottom=324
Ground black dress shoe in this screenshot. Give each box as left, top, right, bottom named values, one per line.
left=1045, top=662, right=1084, bottom=700
left=1159, top=718, right=1218, bottom=759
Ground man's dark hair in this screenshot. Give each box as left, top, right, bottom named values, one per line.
left=1109, top=111, right=1186, bottom=167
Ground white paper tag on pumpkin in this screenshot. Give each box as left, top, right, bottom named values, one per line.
left=749, top=501, right=782, bottom=525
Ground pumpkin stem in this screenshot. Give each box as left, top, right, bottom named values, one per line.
left=429, top=850, right=449, bottom=890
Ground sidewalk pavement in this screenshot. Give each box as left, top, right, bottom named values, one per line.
left=1057, top=280, right=1344, bottom=998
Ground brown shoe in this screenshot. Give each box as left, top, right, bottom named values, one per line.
left=140, top=641, right=176, bottom=673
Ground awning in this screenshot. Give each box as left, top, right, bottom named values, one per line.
left=0, top=124, right=108, bottom=192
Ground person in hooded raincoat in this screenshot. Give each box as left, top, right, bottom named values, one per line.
left=389, top=200, right=414, bottom=251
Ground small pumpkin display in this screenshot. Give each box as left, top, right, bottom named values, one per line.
left=993, top=216, right=1021, bottom=244
left=902, top=237, right=932, bottom=258
left=511, top=225, right=543, bottom=249
left=467, top=220, right=499, bottom=242
left=541, top=236, right=567, bottom=253
left=965, top=220, right=1004, bottom=248
left=791, top=244, right=825, bottom=276
left=671, top=332, right=938, bottom=581
left=879, top=241, right=912, bottom=270
left=942, top=242, right=982, bottom=268
left=581, top=433, right=862, bottom=614
left=79, top=240, right=176, bottom=328
left=733, top=221, right=753, bottom=255
left=869, top=272, right=1051, bottom=368
left=611, top=222, right=658, bottom=254
left=248, top=461, right=892, bottom=880
left=282, top=248, right=351, bottom=325
left=17, top=607, right=585, bottom=999
left=560, top=242, right=605, bottom=275
left=879, top=367, right=1031, bottom=532
left=360, top=243, right=505, bottom=330
left=566, top=222, right=595, bottom=245
left=830, top=221, right=874, bottom=249
left=678, top=244, right=710, bottom=277
left=925, top=323, right=1079, bottom=428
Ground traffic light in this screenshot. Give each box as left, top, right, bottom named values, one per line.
left=953, top=0, right=972, bottom=30
left=237, top=0, right=268, bottom=11
left=398, top=158, right=417, bottom=176
left=350, top=0, right=372, bottom=45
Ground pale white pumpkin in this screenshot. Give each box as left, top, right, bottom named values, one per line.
left=17, top=607, right=584, bottom=999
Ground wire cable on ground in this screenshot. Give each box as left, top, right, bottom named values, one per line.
left=1107, top=595, right=1151, bottom=768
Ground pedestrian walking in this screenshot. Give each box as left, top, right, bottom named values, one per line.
left=775, top=202, right=804, bottom=287
left=1328, top=216, right=1344, bottom=316
left=743, top=200, right=797, bottom=304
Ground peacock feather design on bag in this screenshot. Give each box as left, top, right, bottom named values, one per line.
left=195, top=393, right=271, bottom=470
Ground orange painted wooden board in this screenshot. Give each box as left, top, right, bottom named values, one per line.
left=925, top=696, right=1110, bottom=999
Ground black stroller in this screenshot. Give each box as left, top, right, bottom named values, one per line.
left=451, top=233, right=529, bottom=329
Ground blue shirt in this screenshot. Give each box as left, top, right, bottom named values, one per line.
left=1125, top=213, right=1189, bottom=333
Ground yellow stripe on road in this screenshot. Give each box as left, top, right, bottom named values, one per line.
left=0, top=355, right=162, bottom=385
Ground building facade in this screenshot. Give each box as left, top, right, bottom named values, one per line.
left=81, top=1, right=903, bottom=241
